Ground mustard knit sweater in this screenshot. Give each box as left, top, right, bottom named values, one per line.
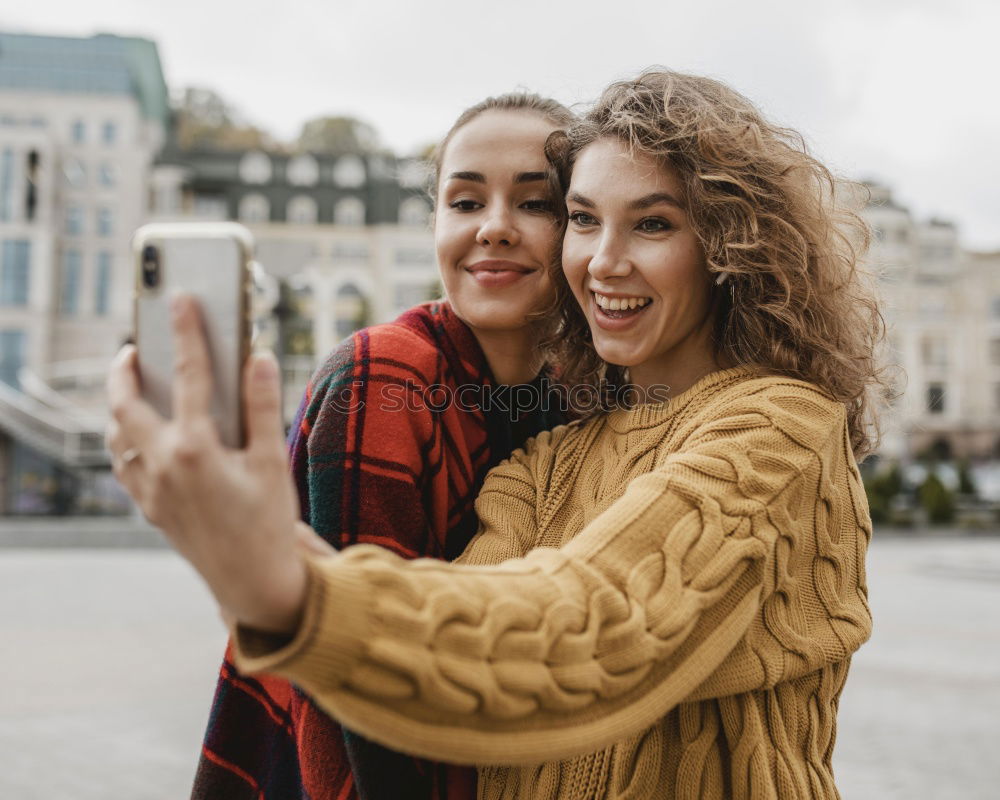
left=234, top=367, right=873, bottom=800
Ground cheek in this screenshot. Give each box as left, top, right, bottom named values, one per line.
left=560, top=239, right=589, bottom=291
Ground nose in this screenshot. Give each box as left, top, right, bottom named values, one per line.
left=477, top=205, right=520, bottom=248
left=586, top=231, right=632, bottom=281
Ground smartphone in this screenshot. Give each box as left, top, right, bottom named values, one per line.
left=132, top=222, right=253, bottom=448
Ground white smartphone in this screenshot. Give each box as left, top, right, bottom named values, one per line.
left=132, top=222, right=253, bottom=448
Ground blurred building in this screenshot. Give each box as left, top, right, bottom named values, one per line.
left=0, top=31, right=169, bottom=513
left=866, top=183, right=1000, bottom=462
left=0, top=29, right=439, bottom=515
left=149, top=146, right=439, bottom=413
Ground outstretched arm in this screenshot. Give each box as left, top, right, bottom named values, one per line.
left=232, top=399, right=856, bottom=765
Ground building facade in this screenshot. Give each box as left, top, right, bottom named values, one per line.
left=149, top=147, right=439, bottom=412
left=866, top=183, right=1000, bottom=463
left=0, top=32, right=169, bottom=512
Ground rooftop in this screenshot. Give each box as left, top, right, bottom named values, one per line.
left=0, top=31, right=169, bottom=127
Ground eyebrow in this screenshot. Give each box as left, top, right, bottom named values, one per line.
left=446, top=171, right=549, bottom=184
left=631, top=192, right=683, bottom=210
left=567, top=191, right=684, bottom=210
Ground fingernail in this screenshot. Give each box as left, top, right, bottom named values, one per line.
left=170, top=293, right=186, bottom=320
left=254, top=351, right=278, bottom=382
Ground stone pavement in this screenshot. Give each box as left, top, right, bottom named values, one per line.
left=0, top=533, right=998, bottom=799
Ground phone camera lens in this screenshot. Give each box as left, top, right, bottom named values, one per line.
left=141, top=245, right=160, bottom=289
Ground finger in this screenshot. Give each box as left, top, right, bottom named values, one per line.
left=170, top=293, right=214, bottom=423
left=107, top=345, right=163, bottom=452
left=243, top=350, right=286, bottom=459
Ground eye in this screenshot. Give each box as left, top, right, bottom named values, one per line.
left=449, top=199, right=482, bottom=212
left=637, top=217, right=672, bottom=233
left=520, top=198, right=553, bottom=213
left=569, top=211, right=598, bottom=227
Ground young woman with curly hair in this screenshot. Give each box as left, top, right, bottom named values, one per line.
left=108, top=68, right=884, bottom=800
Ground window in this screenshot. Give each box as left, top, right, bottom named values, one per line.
left=193, top=195, right=228, bottom=219
left=991, top=339, right=1000, bottom=367
left=399, top=196, right=431, bottom=227
left=98, top=162, right=115, bottom=187
left=334, top=196, right=365, bottom=226
left=332, top=242, right=369, bottom=261
left=0, top=148, right=12, bottom=222
left=287, top=154, right=319, bottom=186
left=395, top=247, right=434, bottom=266
left=926, top=383, right=945, bottom=414
left=102, top=121, right=117, bottom=145
left=239, top=151, right=272, bottom=185
left=25, top=150, right=38, bottom=222
left=286, top=195, right=318, bottom=225
left=332, top=156, right=365, bottom=188
left=394, top=282, right=435, bottom=309
left=97, top=207, right=113, bottom=237
left=238, top=193, right=270, bottom=224
left=65, top=206, right=83, bottom=236
left=920, top=336, right=947, bottom=367
left=334, top=283, right=367, bottom=338
left=59, top=250, right=81, bottom=315
left=0, top=329, right=25, bottom=388
left=63, top=158, right=86, bottom=188
left=95, top=251, right=112, bottom=316
left=0, top=240, right=31, bottom=306
left=71, top=119, right=85, bottom=143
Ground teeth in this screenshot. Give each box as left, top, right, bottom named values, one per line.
left=593, top=292, right=650, bottom=311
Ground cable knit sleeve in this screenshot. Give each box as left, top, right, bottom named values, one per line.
left=455, top=423, right=578, bottom=565
left=232, top=387, right=858, bottom=766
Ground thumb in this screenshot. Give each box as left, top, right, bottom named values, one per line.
left=242, top=350, right=285, bottom=456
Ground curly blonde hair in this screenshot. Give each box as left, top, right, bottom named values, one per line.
left=542, top=69, right=886, bottom=458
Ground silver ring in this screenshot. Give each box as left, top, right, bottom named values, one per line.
left=120, top=447, right=141, bottom=466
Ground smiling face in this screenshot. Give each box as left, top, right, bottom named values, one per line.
left=562, top=138, right=720, bottom=392
left=434, top=110, right=559, bottom=335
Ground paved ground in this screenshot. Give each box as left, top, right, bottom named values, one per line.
left=0, top=534, right=998, bottom=799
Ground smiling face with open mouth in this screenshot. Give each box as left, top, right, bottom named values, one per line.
left=562, top=138, right=720, bottom=393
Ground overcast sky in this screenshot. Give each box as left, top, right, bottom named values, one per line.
left=6, top=0, right=999, bottom=249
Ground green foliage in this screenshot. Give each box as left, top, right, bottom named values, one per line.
left=172, top=87, right=273, bottom=151
left=297, top=116, right=379, bottom=154
left=957, top=460, right=977, bottom=496
left=864, top=462, right=903, bottom=524
left=918, top=472, right=955, bottom=524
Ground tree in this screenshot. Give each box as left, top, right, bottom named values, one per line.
left=957, top=460, right=977, bottom=496
left=918, top=472, right=955, bottom=525
left=172, top=87, right=274, bottom=151
left=864, top=461, right=903, bottom=525
left=296, top=116, right=380, bottom=154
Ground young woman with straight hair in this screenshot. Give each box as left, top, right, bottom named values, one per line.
left=188, top=93, right=574, bottom=800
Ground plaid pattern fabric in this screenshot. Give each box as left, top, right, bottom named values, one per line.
left=191, top=301, right=565, bottom=800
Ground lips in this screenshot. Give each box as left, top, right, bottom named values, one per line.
left=466, top=260, right=534, bottom=275
left=465, top=260, right=537, bottom=288
left=589, top=289, right=653, bottom=330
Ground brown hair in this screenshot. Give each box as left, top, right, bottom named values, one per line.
left=428, top=92, right=576, bottom=202
left=543, top=69, right=886, bottom=458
